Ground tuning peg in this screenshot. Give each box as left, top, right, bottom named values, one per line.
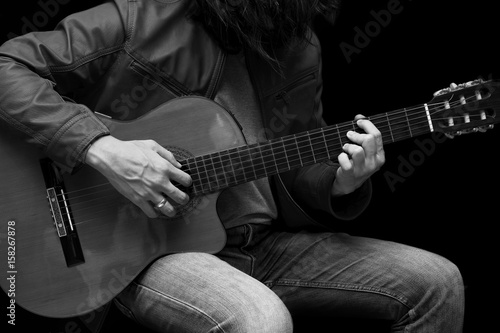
left=478, top=124, right=495, bottom=132
left=433, top=87, right=451, bottom=96
left=434, top=79, right=485, bottom=96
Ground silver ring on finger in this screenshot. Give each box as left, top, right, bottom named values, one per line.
left=155, top=197, right=168, bottom=209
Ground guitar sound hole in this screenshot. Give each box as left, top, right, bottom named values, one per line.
left=159, top=146, right=203, bottom=222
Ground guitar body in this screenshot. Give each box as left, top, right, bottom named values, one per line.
left=0, top=97, right=244, bottom=318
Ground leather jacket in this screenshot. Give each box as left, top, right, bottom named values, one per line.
left=0, top=0, right=371, bottom=229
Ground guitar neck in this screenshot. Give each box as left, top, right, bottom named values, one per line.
left=183, top=103, right=433, bottom=195
left=184, top=74, right=500, bottom=196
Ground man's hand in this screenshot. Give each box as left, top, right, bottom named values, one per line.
left=332, top=114, right=385, bottom=196
left=85, top=136, right=192, bottom=218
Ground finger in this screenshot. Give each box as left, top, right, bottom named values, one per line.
left=161, top=182, right=190, bottom=205
left=154, top=144, right=192, bottom=187
left=354, top=114, right=367, bottom=121
left=347, top=131, right=378, bottom=157
left=342, top=143, right=365, bottom=166
left=354, top=119, right=384, bottom=154
left=356, top=118, right=380, bottom=137
left=337, top=152, right=353, bottom=172
left=153, top=196, right=177, bottom=217
left=153, top=142, right=182, bottom=168
left=168, top=166, right=192, bottom=187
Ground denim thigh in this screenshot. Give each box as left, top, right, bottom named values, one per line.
left=216, top=224, right=464, bottom=332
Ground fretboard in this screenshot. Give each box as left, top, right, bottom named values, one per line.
left=183, top=103, right=435, bottom=195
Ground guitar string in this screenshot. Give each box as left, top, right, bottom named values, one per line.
left=55, top=96, right=493, bottom=207
left=54, top=98, right=488, bottom=204
left=53, top=113, right=473, bottom=225
left=48, top=89, right=496, bottom=227
left=180, top=92, right=488, bottom=183
left=53, top=96, right=496, bottom=214
left=172, top=95, right=494, bottom=189
left=53, top=94, right=473, bottom=201
left=57, top=183, right=115, bottom=201
left=56, top=113, right=499, bottom=224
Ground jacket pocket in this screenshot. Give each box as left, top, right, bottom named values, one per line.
left=261, top=68, right=319, bottom=139
left=265, top=69, right=316, bottom=104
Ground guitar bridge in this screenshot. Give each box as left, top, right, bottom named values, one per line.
left=41, top=159, right=85, bottom=267
left=47, top=187, right=71, bottom=237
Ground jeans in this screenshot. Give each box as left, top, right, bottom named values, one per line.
left=115, top=223, right=464, bottom=332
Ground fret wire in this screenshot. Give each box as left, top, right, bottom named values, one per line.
left=395, top=112, right=414, bottom=140
left=212, top=151, right=228, bottom=188
left=294, top=134, right=303, bottom=166
left=185, top=158, right=202, bottom=195
left=306, top=132, right=317, bottom=163
left=280, top=137, right=290, bottom=170
left=285, top=136, right=303, bottom=169
left=385, top=112, right=395, bottom=142
left=320, top=128, right=331, bottom=159
left=210, top=154, right=225, bottom=192
left=207, top=152, right=220, bottom=190
left=226, top=147, right=240, bottom=187
left=238, top=147, right=251, bottom=183
left=296, top=132, right=316, bottom=164
left=200, top=155, right=212, bottom=191
left=298, top=132, right=316, bottom=164
left=246, top=145, right=260, bottom=181
left=287, top=136, right=299, bottom=168
left=260, top=141, right=278, bottom=175
left=309, top=131, right=329, bottom=161
left=250, top=144, right=267, bottom=179
left=404, top=107, right=413, bottom=137
left=232, top=147, right=248, bottom=184
left=237, top=145, right=253, bottom=182
left=335, top=124, right=344, bottom=148
left=194, top=155, right=210, bottom=193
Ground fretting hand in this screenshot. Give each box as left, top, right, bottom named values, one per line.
left=332, top=114, right=385, bottom=196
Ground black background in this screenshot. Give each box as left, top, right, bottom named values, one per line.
left=1, top=1, right=498, bottom=332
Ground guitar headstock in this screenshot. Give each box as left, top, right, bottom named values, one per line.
left=428, top=79, right=499, bottom=138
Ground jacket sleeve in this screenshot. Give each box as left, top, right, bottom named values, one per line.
left=0, top=1, right=126, bottom=173
left=289, top=159, right=372, bottom=221
left=285, top=38, right=372, bottom=222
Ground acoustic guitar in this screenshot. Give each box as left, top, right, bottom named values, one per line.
left=1, top=79, right=499, bottom=318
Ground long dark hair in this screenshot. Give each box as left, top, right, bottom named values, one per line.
left=191, top=0, right=341, bottom=68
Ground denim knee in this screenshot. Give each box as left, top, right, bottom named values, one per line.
left=217, top=288, right=293, bottom=333
left=417, top=253, right=464, bottom=306
left=402, top=251, right=465, bottom=331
